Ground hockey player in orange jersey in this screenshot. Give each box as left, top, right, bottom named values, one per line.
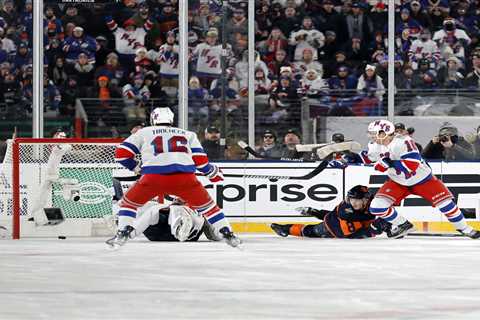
left=106, top=107, right=241, bottom=248
left=271, top=185, right=391, bottom=238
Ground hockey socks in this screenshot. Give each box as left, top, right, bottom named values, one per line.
left=438, top=200, right=472, bottom=233
left=370, top=207, right=407, bottom=226
left=196, top=202, right=232, bottom=237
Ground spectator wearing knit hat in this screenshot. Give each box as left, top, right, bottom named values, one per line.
left=357, top=64, right=385, bottom=101
left=62, top=26, right=96, bottom=65
left=256, top=129, right=284, bottom=158
left=422, top=122, right=475, bottom=161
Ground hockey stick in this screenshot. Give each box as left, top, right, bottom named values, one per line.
left=222, top=159, right=329, bottom=180
left=237, top=141, right=305, bottom=161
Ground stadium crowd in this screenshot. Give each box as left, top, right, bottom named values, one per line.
left=0, top=0, right=479, bottom=160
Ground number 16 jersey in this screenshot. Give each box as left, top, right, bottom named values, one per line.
left=116, top=126, right=210, bottom=175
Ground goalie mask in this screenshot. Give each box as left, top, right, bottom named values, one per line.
left=150, top=107, right=174, bottom=126
left=168, top=205, right=205, bottom=242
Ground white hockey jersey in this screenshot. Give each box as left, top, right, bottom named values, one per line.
left=115, top=126, right=211, bottom=175
left=193, top=43, right=224, bottom=75
left=149, top=45, right=179, bottom=77
left=112, top=28, right=147, bottom=55
left=368, top=135, right=432, bottom=186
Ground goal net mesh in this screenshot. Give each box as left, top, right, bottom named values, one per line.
left=0, top=140, right=123, bottom=223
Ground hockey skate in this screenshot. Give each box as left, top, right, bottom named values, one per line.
left=270, top=223, right=291, bottom=237
left=458, top=229, right=480, bottom=239
left=219, top=227, right=242, bottom=248
left=388, top=221, right=415, bottom=239
left=106, top=226, right=135, bottom=248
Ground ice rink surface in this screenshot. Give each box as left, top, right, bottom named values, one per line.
left=1, top=235, right=480, bottom=320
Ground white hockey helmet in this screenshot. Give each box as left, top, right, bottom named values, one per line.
left=368, top=119, right=395, bottom=140
left=150, top=107, right=174, bottom=126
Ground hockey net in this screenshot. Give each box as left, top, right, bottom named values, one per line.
left=0, top=138, right=126, bottom=239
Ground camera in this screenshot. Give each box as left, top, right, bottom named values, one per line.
left=439, top=135, right=450, bottom=143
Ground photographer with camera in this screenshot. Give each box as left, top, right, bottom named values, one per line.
left=422, top=122, right=474, bottom=161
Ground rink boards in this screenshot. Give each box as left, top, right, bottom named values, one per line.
left=1, top=161, right=480, bottom=234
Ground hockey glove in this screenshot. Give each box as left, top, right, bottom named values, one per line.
left=328, top=159, right=347, bottom=169
left=374, top=157, right=393, bottom=172
left=133, top=160, right=142, bottom=175
left=206, top=164, right=224, bottom=183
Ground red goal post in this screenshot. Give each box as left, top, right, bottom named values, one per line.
left=2, top=138, right=124, bottom=239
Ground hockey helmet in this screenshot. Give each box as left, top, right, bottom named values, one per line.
left=150, top=107, right=174, bottom=126
left=368, top=119, right=395, bottom=140
left=347, top=185, right=370, bottom=200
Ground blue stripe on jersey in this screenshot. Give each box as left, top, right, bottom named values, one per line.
left=121, top=141, right=140, bottom=155
left=448, top=215, right=464, bottom=223
left=400, top=152, right=422, bottom=160
left=118, top=210, right=136, bottom=218
left=191, top=147, right=205, bottom=154
left=207, top=213, right=225, bottom=224
left=197, top=163, right=212, bottom=174
left=141, top=164, right=196, bottom=174
left=392, top=160, right=410, bottom=174
left=439, top=201, right=456, bottom=213
left=117, top=158, right=137, bottom=171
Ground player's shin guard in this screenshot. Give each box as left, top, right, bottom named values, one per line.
left=437, top=200, right=473, bottom=234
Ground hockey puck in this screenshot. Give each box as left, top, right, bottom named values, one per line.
left=58, top=236, right=66, bottom=240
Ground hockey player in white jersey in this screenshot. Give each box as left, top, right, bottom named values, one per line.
left=107, top=107, right=241, bottom=247
left=359, top=120, right=480, bottom=238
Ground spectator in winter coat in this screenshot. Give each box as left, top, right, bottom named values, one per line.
left=62, top=26, right=96, bottom=64
left=262, top=26, right=288, bottom=63
left=70, top=52, right=94, bottom=88
left=267, top=49, right=293, bottom=78
left=201, top=126, right=225, bottom=160
left=256, top=129, right=284, bottom=159
left=289, top=16, right=325, bottom=61
left=61, top=5, right=86, bottom=30
left=188, top=76, right=209, bottom=129
left=357, top=64, right=385, bottom=101
left=345, top=2, right=373, bottom=42
left=122, top=73, right=150, bottom=125
left=437, top=56, right=465, bottom=88
left=13, top=42, right=32, bottom=71
left=294, top=48, right=323, bottom=78
left=95, top=52, right=127, bottom=86
left=422, top=122, right=475, bottom=161
left=464, top=53, right=480, bottom=89
left=328, top=66, right=358, bottom=96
